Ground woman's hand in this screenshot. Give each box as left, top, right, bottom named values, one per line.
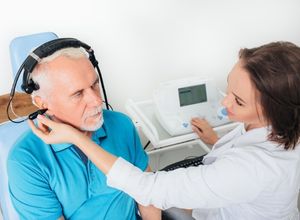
left=28, top=115, right=83, bottom=145
left=29, top=115, right=117, bottom=175
left=191, top=118, right=219, bottom=145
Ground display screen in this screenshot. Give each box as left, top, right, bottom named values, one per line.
left=178, top=84, right=207, bottom=106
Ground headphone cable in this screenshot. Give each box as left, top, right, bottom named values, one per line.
left=10, top=100, right=21, bottom=118
left=96, top=65, right=109, bottom=110
left=6, top=62, right=28, bottom=123
left=6, top=96, right=27, bottom=123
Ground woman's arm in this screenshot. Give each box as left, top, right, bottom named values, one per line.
left=138, top=167, right=161, bottom=220
left=29, top=115, right=213, bottom=209
left=29, top=115, right=217, bottom=210
left=29, top=115, right=263, bottom=210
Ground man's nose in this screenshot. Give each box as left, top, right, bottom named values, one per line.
left=85, top=88, right=102, bottom=106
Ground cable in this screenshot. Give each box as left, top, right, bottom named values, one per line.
left=10, top=100, right=21, bottom=118
left=103, top=101, right=113, bottom=111
left=6, top=61, right=27, bottom=123
left=9, top=62, right=24, bottom=98
left=107, top=103, right=114, bottom=111
left=6, top=96, right=27, bottom=123
left=96, top=65, right=109, bottom=110
left=143, top=140, right=151, bottom=150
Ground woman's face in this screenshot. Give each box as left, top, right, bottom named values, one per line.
left=222, top=60, right=267, bottom=130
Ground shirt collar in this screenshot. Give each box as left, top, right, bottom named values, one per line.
left=51, top=142, right=73, bottom=152
left=51, top=124, right=107, bottom=152
left=92, top=124, right=107, bottom=142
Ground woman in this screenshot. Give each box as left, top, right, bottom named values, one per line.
left=29, top=41, right=300, bottom=220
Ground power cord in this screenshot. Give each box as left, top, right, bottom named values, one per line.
left=144, top=140, right=151, bottom=150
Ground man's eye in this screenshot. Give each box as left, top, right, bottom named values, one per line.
left=235, top=97, right=243, bottom=106
left=92, top=83, right=100, bottom=90
left=75, top=92, right=82, bottom=97
left=93, top=82, right=99, bottom=88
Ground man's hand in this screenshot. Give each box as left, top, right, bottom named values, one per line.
left=191, top=118, right=219, bottom=145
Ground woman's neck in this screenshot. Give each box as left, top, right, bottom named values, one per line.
left=245, top=122, right=267, bottom=131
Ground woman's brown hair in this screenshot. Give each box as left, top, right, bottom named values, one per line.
left=239, top=42, right=300, bottom=150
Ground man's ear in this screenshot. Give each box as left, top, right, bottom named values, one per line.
left=32, top=95, right=45, bottom=108
left=32, top=96, right=54, bottom=116
left=33, top=95, right=51, bottom=110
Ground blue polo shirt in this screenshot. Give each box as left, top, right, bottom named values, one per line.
left=7, top=110, right=148, bottom=220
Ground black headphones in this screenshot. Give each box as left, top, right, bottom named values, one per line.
left=7, top=38, right=110, bottom=123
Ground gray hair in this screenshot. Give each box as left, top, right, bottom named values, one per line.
left=30, top=47, right=89, bottom=103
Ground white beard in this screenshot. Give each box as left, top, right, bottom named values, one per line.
left=80, top=106, right=104, bottom=131
left=80, top=115, right=104, bottom=131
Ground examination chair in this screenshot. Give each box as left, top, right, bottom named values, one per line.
left=0, top=32, right=58, bottom=220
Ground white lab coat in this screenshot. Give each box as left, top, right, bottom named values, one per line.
left=107, top=124, right=300, bottom=220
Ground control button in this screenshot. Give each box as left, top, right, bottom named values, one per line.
left=217, top=107, right=228, bottom=120
left=221, top=108, right=228, bottom=116
left=182, top=122, right=189, bottom=128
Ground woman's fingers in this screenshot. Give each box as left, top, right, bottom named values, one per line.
left=192, top=125, right=207, bottom=139
left=36, top=115, right=56, bottom=128
left=37, top=120, right=49, bottom=133
left=27, top=114, right=83, bottom=145
left=191, top=118, right=207, bottom=129
left=192, top=125, right=202, bottom=136
left=191, top=117, right=218, bottom=145
left=28, top=119, right=48, bottom=140
left=28, top=114, right=86, bottom=145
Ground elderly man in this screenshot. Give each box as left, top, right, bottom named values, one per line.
left=7, top=46, right=161, bottom=219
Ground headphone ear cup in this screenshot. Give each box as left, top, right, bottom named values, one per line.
left=32, top=80, right=40, bottom=91
left=21, top=69, right=31, bottom=94
left=22, top=79, right=39, bottom=94
left=22, top=83, right=33, bottom=94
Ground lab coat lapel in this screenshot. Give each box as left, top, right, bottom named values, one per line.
left=213, top=123, right=245, bottom=150
left=231, top=126, right=273, bottom=149
left=203, top=125, right=273, bottom=165
left=203, top=124, right=245, bottom=164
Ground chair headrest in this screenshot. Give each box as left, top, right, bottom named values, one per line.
left=9, top=32, right=58, bottom=92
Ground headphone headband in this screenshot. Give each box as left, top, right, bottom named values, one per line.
left=31, top=38, right=91, bottom=59
left=20, top=38, right=97, bottom=94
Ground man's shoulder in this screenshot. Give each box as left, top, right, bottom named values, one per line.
left=101, top=110, right=138, bottom=138
left=8, top=129, right=48, bottom=161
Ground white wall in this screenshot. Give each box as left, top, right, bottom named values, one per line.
left=1, top=0, right=300, bottom=112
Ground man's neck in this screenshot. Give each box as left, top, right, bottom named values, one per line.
left=81, top=130, right=93, bottom=138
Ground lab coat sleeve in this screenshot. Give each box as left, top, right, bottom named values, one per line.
left=107, top=150, right=266, bottom=210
